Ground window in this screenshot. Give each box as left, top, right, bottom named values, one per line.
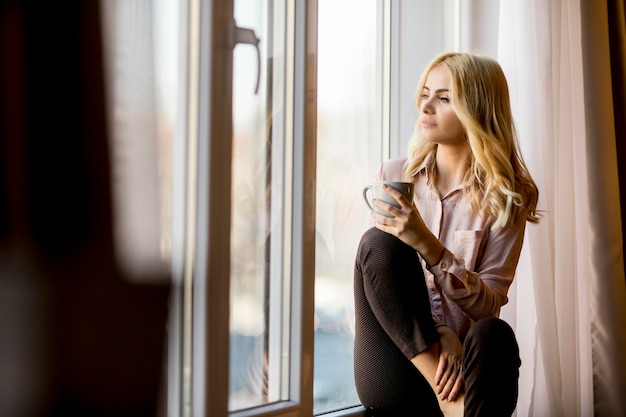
left=313, top=0, right=386, bottom=413
left=169, top=0, right=317, bottom=416
left=101, top=0, right=461, bottom=416
left=229, top=0, right=292, bottom=410
left=313, top=0, right=459, bottom=414
left=168, top=0, right=460, bottom=415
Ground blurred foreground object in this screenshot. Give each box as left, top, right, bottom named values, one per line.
left=0, top=2, right=170, bottom=416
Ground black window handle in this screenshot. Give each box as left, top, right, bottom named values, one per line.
left=228, top=20, right=261, bottom=94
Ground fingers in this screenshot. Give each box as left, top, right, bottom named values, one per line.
left=435, top=356, right=452, bottom=394
left=371, top=199, right=397, bottom=218
left=371, top=188, right=422, bottom=249
left=382, top=184, right=410, bottom=207
left=439, top=369, right=462, bottom=401
left=434, top=327, right=464, bottom=402
left=435, top=356, right=447, bottom=386
left=381, top=184, right=406, bottom=197
left=440, top=369, right=461, bottom=401
left=436, top=356, right=463, bottom=401
left=371, top=196, right=410, bottom=221
left=371, top=184, right=418, bottom=221
left=448, top=376, right=463, bottom=401
left=436, top=363, right=457, bottom=398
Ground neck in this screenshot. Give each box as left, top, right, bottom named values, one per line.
left=434, top=143, right=470, bottom=195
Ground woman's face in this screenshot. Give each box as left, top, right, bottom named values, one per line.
left=418, top=65, right=465, bottom=146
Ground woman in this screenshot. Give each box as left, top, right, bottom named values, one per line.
left=353, top=52, right=539, bottom=417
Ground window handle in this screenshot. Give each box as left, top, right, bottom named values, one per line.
left=228, top=20, right=261, bottom=94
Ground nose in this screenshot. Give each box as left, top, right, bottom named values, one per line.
left=421, top=96, right=434, bottom=114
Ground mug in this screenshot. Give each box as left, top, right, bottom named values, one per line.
left=362, top=181, right=414, bottom=217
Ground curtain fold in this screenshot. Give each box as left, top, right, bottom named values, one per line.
left=497, top=0, right=594, bottom=415
left=580, top=1, right=626, bottom=416
left=498, top=0, right=626, bottom=415
left=608, top=0, right=626, bottom=282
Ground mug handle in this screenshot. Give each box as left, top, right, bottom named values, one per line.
left=362, top=185, right=374, bottom=211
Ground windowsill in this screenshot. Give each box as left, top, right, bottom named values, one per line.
left=319, top=406, right=367, bottom=417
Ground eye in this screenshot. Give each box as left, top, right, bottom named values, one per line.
left=439, top=96, right=450, bottom=103
left=420, top=93, right=430, bottom=101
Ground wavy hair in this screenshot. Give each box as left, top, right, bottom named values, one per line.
left=404, top=52, right=539, bottom=229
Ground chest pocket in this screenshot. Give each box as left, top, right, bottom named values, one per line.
left=453, top=229, right=486, bottom=272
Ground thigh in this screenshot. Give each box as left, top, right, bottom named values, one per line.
left=355, top=227, right=438, bottom=358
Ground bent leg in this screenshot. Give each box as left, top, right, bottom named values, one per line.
left=463, top=317, right=521, bottom=417
left=355, top=227, right=438, bottom=356
left=354, top=227, right=441, bottom=415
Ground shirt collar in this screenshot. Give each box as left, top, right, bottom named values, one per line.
left=411, top=153, right=435, bottom=182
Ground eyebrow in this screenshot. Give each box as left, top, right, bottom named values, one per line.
left=422, top=86, right=449, bottom=93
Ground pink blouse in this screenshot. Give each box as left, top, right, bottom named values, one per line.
left=376, top=157, right=528, bottom=341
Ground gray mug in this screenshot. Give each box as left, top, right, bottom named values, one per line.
left=362, top=181, right=414, bottom=217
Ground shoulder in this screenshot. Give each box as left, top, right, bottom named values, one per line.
left=377, top=157, right=409, bottom=181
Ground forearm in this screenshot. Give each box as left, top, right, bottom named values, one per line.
left=412, top=229, right=446, bottom=268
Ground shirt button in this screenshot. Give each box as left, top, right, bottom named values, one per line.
left=440, top=262, right=447, bottom=269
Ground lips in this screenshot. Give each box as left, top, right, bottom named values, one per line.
left=421, top=120, right=436, bottom=128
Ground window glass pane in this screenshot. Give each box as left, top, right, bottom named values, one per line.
left=314, top=0, right=382, bottom=413
left=230, top=0, right=290, bottom=411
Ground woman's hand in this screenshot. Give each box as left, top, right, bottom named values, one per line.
left=435, top=326, right=464, bottom=402
left=372, top=184, right=444, bottom=265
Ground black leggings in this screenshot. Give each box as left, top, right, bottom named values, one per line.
left=354, top=227, right=521, bottom=417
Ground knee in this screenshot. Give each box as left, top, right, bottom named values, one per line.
left=355, top=228, right=425, bottom=286
left=470, top=317, right=515, bottom=341
left=359, top=227, right=414, bottom=256
left=357, top=227, right=417, bottom=267
left=359, top=227, right=400, bottom=250
left=465, top=318, right=520, bottom=361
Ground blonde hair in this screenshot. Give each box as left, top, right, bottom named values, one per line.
left=405, top=52, right=539, bottom=229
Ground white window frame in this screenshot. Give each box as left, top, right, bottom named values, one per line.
left=171, top=0, right=319, bottom=416
left=168, top=0, right=467, bottom=416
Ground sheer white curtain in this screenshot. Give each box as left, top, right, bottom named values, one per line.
left=497, top=0, right=593, bottom=416
left=496, top=0, right=626, bottom=416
